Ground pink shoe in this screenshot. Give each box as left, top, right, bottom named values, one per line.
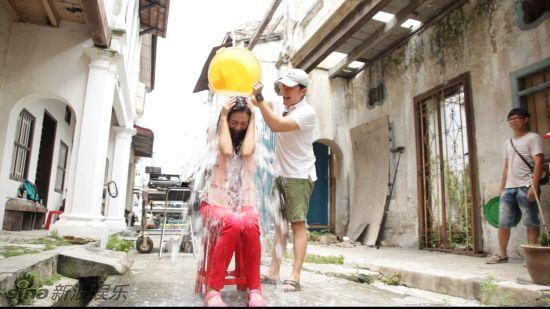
left=248, top=289, right=267, bottom=307
left=204, top=290, right=227, bottom=307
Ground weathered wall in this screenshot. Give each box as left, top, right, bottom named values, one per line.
left=306, top=69, right=348, bottom=233
left=310, top=0, right=550, bottom=256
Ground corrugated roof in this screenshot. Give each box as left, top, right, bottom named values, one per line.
left=291, top=0, right=464, bottom=78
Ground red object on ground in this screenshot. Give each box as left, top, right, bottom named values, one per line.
left=45, top=210, right=63, bottom=230
left=195, top=201, right=262, bottom=294
left=544, top=132, right=550, bottom=139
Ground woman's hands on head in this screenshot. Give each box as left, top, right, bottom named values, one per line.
left=221, top=97, right=237, bottom=116
left=245, top=97, right=255, bottom=117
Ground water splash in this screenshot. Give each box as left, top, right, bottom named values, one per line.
left=171, top=93, right=289, bottom=292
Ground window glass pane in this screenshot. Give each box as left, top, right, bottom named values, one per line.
left=58, top=143, right=68, bottom=167
left=55, top=168, right=64, bottom=192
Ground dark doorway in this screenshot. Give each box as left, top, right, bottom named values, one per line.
left=35, top=111, right=57, bottom=207
left=308, top=142, right=331, bottom=229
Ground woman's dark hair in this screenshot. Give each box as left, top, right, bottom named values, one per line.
left=227, top=97, right=251, bottom=154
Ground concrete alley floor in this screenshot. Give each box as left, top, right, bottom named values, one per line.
left=306, top=243, right=550, bottom=305
left=88, top=250, right=480, bottom=307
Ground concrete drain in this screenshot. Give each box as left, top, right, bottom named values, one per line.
left=53, top=276, right=106, bottom=307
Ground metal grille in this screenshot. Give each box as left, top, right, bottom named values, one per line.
left=415, top=75, right=478, bottom=254
left=10, top=110, right=35, bottom=181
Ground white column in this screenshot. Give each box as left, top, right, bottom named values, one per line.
left=53, top=47, right=120, bottom=240
left=105, top=126, right=136, bottom=231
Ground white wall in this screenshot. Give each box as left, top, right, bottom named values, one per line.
left=1, top=99, right=75, bottom=207
left=0, top=2, right=146, bottom=231
left=0, top=6, right=14, bottom=167
left=0, top=21, right=91, bottom=226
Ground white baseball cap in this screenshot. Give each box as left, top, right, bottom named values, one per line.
left=277, top=69, right=309, bottom=88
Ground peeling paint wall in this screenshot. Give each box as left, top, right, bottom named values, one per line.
left=306, top=0, right=550, bottom=256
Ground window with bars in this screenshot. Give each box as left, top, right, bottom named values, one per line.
left=9, top=110, right=35, bottom=181
left=517, top=0, right=550, bottom=30
left=414, top=73, right=480, bottom=254
left=55, top=141, right=69, bottom=193
left=367, top=81, right=385, bottom=109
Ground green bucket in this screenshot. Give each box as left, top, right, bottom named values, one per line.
left=483, top=196, right=522, bottom=228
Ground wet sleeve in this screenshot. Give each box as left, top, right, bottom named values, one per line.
left=531, top=134, right=544, bottom=157
left=289, top=106, right=315, bottom=130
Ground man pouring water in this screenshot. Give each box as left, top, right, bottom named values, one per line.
left=250, top=69, right=316, bottom=292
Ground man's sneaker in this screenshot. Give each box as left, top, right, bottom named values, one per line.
left=486, top=254, right=509, bottom=264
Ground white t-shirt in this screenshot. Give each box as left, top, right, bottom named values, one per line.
left=274, top=99, right=317, bottom=181
left=503, top=132, right=544, bottom=188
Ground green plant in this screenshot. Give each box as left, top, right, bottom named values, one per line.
left=308, top=231, right=321, bottom=241
left=319, top=228, right=335, bottom=235
left=3, top=272, right=43, bottom=306
left=1, top=246, right=41, bottom=258
left=49, top=229, right=62, bottom=241
left=304, top=254, right=344, bottom=265
left=380, top=272, right=400, bottom=286
left=32, top=236, right=71, bottom=247
left=355, top=273, right=374, bottom=285
left=480, top=275, right=498, bottom=304
left=539, top=233, right=550, bottom=246
left=106, top=235, right=135, bottom=252
left=43, top=272, right=62, bottom=286
left=480, top=275, right=514, bottom=305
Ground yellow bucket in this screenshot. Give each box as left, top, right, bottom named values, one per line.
left=208, top=47, right=261, bottom=95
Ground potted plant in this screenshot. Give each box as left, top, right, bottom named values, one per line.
left=521, top=232, right=550, bottom=285
left=521, top=183, right=550, bottom=285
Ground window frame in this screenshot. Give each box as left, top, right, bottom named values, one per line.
left=54, top=141, right=69, bottom=193
left=510, top=57, right=550, bottom=108
left=516, top=0, right=550, bottom=31
left=367, top=80, right=386, bottom=109
left=9, top=109, right=35, bottom=181
left=413, top=72, right=482, bottom=255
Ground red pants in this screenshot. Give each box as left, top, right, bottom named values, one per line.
left=200, top=201, right=261, bottom=291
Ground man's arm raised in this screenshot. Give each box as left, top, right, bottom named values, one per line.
left=251, top=81, right=299, bottom=133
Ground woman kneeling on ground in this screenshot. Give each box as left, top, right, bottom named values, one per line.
left=201, top=97, right=266, bottom=307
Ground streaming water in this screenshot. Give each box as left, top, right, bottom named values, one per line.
left=169, top=93, right=287, bottom=292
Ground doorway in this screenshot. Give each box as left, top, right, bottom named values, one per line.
left=309, top=142, right=335, bottom=229
left=414, top=73, right=482, bottom=254
left=35, top=111, right=57, bottom=207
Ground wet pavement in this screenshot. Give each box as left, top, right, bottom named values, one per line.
left=89, top=251, right=481, bottom=307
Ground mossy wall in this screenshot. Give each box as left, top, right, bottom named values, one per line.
left=309, top=0, right=550, bottom=253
